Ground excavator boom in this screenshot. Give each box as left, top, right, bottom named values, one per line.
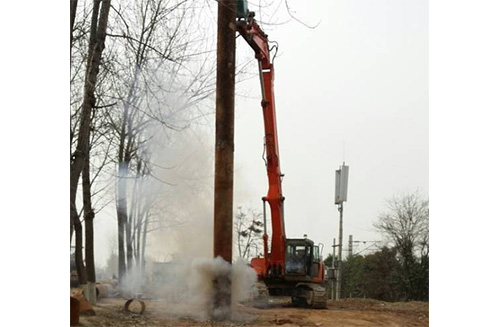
left=236, top=13, right=286, bottom=275
left=236, top=5, right=327, bottom=308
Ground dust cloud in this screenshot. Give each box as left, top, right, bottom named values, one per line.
left=116, top=124, right=259, bottom=321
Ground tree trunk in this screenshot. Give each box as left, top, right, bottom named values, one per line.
left=141, top=217, right=148, bottom=270
left=135, top=201, right=141, bottom=264
left=70, top=0, right=78, bottom=47
left=70, top=193, right=79, bottom=244
left=116, top=65, right=141, bottom=281
left=83, top=149, right=97, bottom=304
left=73, top=216, right=87, bottom=285
left=117, top=161, right=129, bottom=283
left=128, top=160, right=142, bottom=270
left=126, top=163, right=140, bottom=271
left=70, top=0, right=111, bottom=242
left=135, top=213, right=142, bottom=264
left=69, top=0, right=79, bottom=243
left=126, top=206, right=134, bottom=271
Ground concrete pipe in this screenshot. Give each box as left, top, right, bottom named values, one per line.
left=124, top=299, right=146, bottom=314
left=96, top=283, right=111, bottom=298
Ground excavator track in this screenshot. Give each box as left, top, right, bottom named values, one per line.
left=292, top=283, right=328, bottom=309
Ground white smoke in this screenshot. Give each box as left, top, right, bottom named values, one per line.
left=112, top=125, right=259, bottom=320
left=139, top=256, right=256, bottom=320
left=120, top=264, right=146, bottom=297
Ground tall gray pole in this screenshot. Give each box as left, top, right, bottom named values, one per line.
left=336, top=203, right=343, bottom=300
left=331, top=238, right=336, bottom=300
left=348, top=235, right=353, bottom=257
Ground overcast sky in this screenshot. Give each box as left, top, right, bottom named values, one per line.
left=233, top=0, right=428, bottom=256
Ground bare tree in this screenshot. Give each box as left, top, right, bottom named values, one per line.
left=102, top=0, right=216, bottom=282
left=70, top=0, right=112, bottom=302
left=374, top=191, right=429, bottom=300
left=69, top=0, right=218, bottom=297
left=374, top=192, right=429, bottom=257
left=234, top=207, right=264, bottom=260
left=82, top=147, right=97, bottom=303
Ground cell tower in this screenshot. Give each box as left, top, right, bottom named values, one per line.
left=334, top=163, right=349, bottom=300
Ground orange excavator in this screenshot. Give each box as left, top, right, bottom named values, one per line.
left=236, top=5, right=328, bottom=308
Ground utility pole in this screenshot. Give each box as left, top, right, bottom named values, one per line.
left=331, top=238, right=337, bottom=300
left=213, top=0, right=236, bottom=320
left=334, top=163, right=349, bottom=301
left=348, top=235, right=353, bottom=257
left=336, top=203, right=343, bottom=301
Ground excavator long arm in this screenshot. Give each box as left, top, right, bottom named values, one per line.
left=235, top=7, right=328, bottom=309
left=236, top=14, right=286, bottom=276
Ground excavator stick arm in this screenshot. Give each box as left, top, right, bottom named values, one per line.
left=236, top=13, right=286, bottom=275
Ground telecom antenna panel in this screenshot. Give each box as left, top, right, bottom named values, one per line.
left=335, top=164, right=349, bottom=204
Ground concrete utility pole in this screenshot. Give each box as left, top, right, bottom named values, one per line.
left=348, top=235, right=353, bottom=257
left=334, top=163, right=349, bottom=301
left=331, top=238, right=337, bottom=300
left=336, top=203, right=343, bottom=301
left=213, top=0, right=236, bottom=320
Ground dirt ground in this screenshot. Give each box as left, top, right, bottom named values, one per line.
left=77, top=296, right=428, bottom=327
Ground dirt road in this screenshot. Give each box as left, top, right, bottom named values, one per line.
left=78, top=297, right=428, bottom=327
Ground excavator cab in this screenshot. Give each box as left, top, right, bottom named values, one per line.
left=285, top=239, right=322, bottom=280
left=281, top=238, right=327, bottom=308
left=285, top=242, right=309, bottom=275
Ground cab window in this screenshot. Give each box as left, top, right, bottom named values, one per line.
left=313, top=245, right=320, bottom=262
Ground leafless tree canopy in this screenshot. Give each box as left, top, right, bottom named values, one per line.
left=70, top=0, right=218, bottom=287
left=234, top=207, right=264, bottom=260
left=374, top=192, right=429, bottom=259
left=374, top=191, right=429, bottom=300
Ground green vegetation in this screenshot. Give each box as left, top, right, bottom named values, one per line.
left=326, top=192, right=429, bottom=302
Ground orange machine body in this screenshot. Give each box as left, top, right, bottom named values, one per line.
left=237, top=15, right=286, bottom=279
left=237, top=13, right=326, bottom=288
